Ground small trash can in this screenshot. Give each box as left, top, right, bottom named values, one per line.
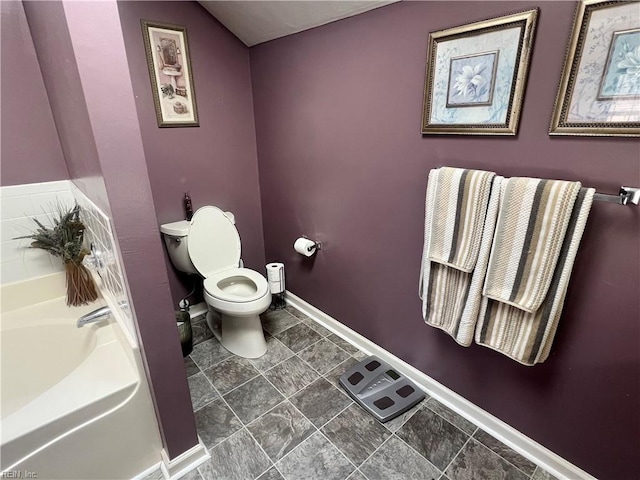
left=176, top=310, right=193, bottom=357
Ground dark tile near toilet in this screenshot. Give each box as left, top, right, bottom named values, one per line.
left=396, top=407, right=468, bottom=471
left=290, top=378, right=352, bottom=428
left=275, top=322, right=322, bottom=352
left=261, top=309, right=300, bottom=336
left=203, top=356, right=259, bottom=395
left=284, top=306, right=333, bottom=336
left=192, top=316, right=214, bottom=346
left=426, top=397, right=477, bottom=436
left=224, top=375, right=285, bottom=424
left=200, top=428, right=272, bottom=480
left=184, top=356, right=200, bottom=377
left=359, top=435, right=441, bottom=480
left=187, top=372, right=219, bottom=411
left=247, top=401, right=315, bottom=462
left=445, top=438, right=529, bottom=480
left=473, top=429, right=537, bottom=476
left=264, top=355, right=320, bottom=397
left=532, top=468, right=559, bottom=480
left=257, top=468, right=284, bottom=480
left=324, top=356, right=360, bottom=388
left=276, top=432, right=354, bottom=480
left=249, top=336, right=295, bottom=372
left=190, top=337, right=233, bottom=370
left=284, top=305, right=308, bottom=320
left=299, top=317, right=333, bottom=337
left=299, top=338, right=351, bottom=375
left=194, top=398, right=243, bottom=450
left=326, top=333, right=361, bottom=355
left=321, top=404, right=391, bottom=466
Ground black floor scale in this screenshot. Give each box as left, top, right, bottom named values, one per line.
left=339, top=356, right=425, bottom=423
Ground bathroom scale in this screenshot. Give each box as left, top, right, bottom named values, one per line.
left=339, top=356, right=425, bottom=423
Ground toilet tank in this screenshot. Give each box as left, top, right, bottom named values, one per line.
left=160, top=220, right=198, bottom=274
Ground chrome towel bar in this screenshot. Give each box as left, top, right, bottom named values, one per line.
left=593, top=186, right=640, bottom=206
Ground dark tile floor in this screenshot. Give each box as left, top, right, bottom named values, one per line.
left=148, top=307, right=560, bottom=480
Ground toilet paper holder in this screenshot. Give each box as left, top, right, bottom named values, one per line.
left=302, top=235, right=322, bottom=251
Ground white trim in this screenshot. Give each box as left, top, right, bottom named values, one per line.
left=132, top=462, right=162, bottom=480
left=285, top=290, right=596, bottom=480
left=159, top=437, right=209, bottom=480
left=187, top=301, right=208, bottom=319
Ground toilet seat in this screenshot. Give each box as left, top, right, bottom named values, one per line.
left=204, top=268, right=269, bottom=303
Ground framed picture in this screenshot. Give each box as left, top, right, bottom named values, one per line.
left=421, top=9, right=539, bottom=135
left=141, top=20, right=199, bottom=128
left=550, top=0, right=639, bottom=136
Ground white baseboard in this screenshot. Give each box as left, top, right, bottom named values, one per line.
left=285, top=290, right=595, bottom=480
left=187, top=302, right=208, bottom=319
left=159, top=437, right=209, bottom=480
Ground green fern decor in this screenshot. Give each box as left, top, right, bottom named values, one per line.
left=16, top=204, right=98, bottom=306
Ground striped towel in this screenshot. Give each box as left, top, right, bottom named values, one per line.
left=475, top=188, right=595, bottom=365
left=483, top=178, right=582, bottom=313
left=419, top=168, right=502, bottom=346
left=428, top=167, right=496, bottom=272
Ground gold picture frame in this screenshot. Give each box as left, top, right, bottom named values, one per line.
left=141, top=20, right=199, bottom=128
left=549, top=0, right=640, bottom=137
left=421, top=9, right=538, bottom=135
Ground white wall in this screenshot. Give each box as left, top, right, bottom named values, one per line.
left=1, top=181, right=74, bottom=283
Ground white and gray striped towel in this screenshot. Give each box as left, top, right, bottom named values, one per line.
left=475, top=186, right=595, bottom=365
left=483, top=178, right=582, bottom=313
left=419, top=167, right=500, bottom=346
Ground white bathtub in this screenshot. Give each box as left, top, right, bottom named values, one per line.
left=1, top=273, right=162, bottom=479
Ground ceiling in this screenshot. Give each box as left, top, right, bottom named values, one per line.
left=199, top=1, right=400, bottom=47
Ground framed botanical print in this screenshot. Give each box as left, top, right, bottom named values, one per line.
left=142, top=20, right=199, bottom=127
left=421, top=9, right=539, bottom=135
left=549, top=0, right=640, bottom=137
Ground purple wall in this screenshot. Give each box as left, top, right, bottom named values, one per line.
left=21, top=0, right=110, bottom=214
left=250, top=2, right=640, bottom=478
left=117, top=1, right=265, bottom=307
left=24, top=0, right=198, bottom=459
left=0, top=1, right=68, bottom=187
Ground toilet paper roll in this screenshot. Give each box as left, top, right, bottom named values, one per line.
left=294, top=237, right=317, bottom=257
left=266, top=263, right=285, bottom=293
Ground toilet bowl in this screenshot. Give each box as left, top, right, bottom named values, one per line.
left=161, top=206, right=271, bottom=358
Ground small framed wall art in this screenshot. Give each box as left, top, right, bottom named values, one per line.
left=421, top=9, right=539, bottom=135
left=549, top=0, right=639, bottom=137
left=141, top=20, right=199, bottom=127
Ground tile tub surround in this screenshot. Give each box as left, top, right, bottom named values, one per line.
left=0, top=180, right=137, bottom=341
left=1, top=180, right=74, bottom=284
left=182, top=307, right=559, bottom=480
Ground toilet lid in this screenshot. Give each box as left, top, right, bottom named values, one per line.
left=188, top=206, right=241, bottom=277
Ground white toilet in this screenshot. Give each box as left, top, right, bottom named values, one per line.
left=160, top=206, right=271, bottom=358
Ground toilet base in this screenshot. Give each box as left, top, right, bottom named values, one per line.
left=206, top=310, right=267, bottom=359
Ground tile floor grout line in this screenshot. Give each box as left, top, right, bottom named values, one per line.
left=470, top=434, right=538, bottom=480
left=423, top=399, right=479, bottom=439
left=315, top=429, right=361, bottom=476
left=240, top=424, right=280, bottom=480
left=440, top=432, right=475, bottom=477
left=349, top=432, right=396, bottom=476
left=392, top=430, right=447, bottom=476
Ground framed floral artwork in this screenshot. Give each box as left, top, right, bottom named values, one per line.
left=421, top=9, right=539, bottom=135
left=549, top=0, right=640, bottom=137
left=142, top=20, right=199, bottom=127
